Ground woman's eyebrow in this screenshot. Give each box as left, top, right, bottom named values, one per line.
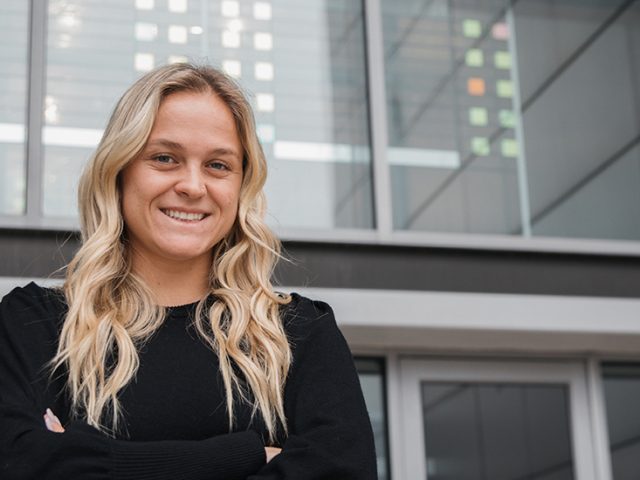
left=146, top=138, right=184, bottom=151
left=208, top=147, right=241, bottom=160
left=146, top=139, right=240, bottom=160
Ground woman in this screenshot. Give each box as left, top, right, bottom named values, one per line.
left=0, top=63, right=377, bottom=479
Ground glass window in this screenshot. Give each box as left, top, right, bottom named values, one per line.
left=45, top=0, right=150, bottom=217
left=517, top=0, right=640, bottom=241
left=262, top=0, right=373, bottom=230
left=0, top=1, right=29, bottom=216
left=381, top=0, right=640, bottom=243
left=602, top=364, right=640, bottom=480
left=43, top=0, right=374, bottom=229
left=422, top=381, right=574, bottom=479
left=355, top=358, right=389, bottom=480
left=382, top=0, right=524, bottom=235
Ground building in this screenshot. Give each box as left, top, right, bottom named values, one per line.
left=1, top=0, right=640, bottom=478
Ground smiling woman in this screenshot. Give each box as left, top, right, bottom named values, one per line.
left=0, top=63, right=377, bottom=479
left=120, top=91, right=243, bottom=301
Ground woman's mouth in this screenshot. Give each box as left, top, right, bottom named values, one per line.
left=161, top=209, right=208, bottom=222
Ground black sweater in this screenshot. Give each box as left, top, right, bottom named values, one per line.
left=0, top=283, right=377, bottom=479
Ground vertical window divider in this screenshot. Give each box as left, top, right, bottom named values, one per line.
left=385, top=353, right=403, bottom=480
left=586, top=358, right=614, bottom=480
left=25, top=0, right=48, bottom=224
left=506, top=7, right=532, bottom=238
left=363, top=0, right=393, bottom=241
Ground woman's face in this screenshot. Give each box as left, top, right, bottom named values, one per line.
left=120, top=90, right=243, bottom=268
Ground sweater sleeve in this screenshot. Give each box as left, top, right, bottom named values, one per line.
left=0, top=285, right=265, bottom=480
left=247, top=296, right=378, bottom=480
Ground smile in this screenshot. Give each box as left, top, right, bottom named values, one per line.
left=161, top=209, right=208, bottom=222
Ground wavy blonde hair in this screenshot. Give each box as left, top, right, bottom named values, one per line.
left=52, top=63, right=291, bottom=442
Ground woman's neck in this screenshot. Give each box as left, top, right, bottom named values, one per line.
left=130, top=252, right=212, bottom=307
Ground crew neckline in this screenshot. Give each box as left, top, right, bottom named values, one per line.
left=165, top=300, right=199, bottom=318
left=165, top=295, right=216, bottom=318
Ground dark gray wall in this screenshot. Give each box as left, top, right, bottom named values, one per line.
left=2, top=229, right=640, bottom=298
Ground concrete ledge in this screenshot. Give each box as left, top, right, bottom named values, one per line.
left=290, top=287, right=640, bottom=356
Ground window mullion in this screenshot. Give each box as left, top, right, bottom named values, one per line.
left=363, top=0, right=393, bottom=240
left=586, top=359, right=614, bottom=480
left=25, top=0, right=48, bottom=224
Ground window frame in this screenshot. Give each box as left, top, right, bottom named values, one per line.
left=397, top=358, right=608, bottom=480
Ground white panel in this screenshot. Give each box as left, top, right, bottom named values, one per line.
left=287, top=287, right=640, bottom=355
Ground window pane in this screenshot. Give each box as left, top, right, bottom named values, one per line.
left=263, top=0, right=373, bottom=229
left=422, top=382, right=574, bottom=479
left=382, top=0, right=640, bottom=242
left=518, top=0, right=640, bottom=241
left=45, top=0, right=145, bottom=217
left=0, top=0, right=29, bottom=216
left=44, top=0, right=374, bottom=228
left=382, top=0, right=523, bottom=234
left=355, top=358, right=389, bottom=480
left=602, top=364, right=640, bottom=480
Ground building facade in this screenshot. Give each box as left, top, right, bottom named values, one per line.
left=1, top=0, right=640, bottom=479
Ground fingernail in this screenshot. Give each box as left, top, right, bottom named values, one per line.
left=45, top=408, right=60, bottom=423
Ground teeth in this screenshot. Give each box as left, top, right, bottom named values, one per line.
left=163, top=209, right=206, bottom=221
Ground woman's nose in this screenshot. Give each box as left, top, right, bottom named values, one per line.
left=175, top=166, right=206, bottom=198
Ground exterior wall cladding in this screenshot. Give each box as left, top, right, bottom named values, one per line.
left=2, top=230, right=640, bottom=298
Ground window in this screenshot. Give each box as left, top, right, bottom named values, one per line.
left=602, top=363, right=640, bottom=479
left=380, top=0, right=640, bottom=242
left=0, top=1, right=29, bottom=216
left=356, top=358, right=390, bottom=480
left=381, top=0, right=523, bottom=235
left=36, top=0, right=374, bottom=228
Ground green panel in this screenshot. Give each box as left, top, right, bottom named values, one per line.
left=501, top=138, right=519, bottom=158
left=466, top=48, right=484, bottom=67
left=462, top=19, right=482, bottom=38
left=499, top=109, right=516, bottom=128
left=471, top=137, right=490, bottom=156
left=496, top=79, right=514, bottom=98
left=494, top=51, right=511, bottom=69
left=469, top=107, right=488, bottom=126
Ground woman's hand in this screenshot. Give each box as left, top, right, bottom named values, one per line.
left=43, top=408, right=65, bottom=433
left=265, top=446, right=281, bottom=463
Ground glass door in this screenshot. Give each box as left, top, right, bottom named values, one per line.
left=602, top=363, right=640, bottom=479
left=398, top=359, right=598, bottom=480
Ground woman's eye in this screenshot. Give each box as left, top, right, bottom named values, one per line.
left=208, top=161, right=229, bottom=171
left=154, top=154, right=174, bottom=164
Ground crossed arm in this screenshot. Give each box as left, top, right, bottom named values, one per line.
left=43, top=409, right=282, bottom=462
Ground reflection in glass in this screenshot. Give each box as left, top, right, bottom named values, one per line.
left=355, top=358, right=389, bottom=480
left=382, top=0, right=640, bottom=242
left=259, top=0, right=372, bottom=229
left=518, top=0, right=640, bottom=241
left=44, top=0, right=373, bottom=228
left=421, top=381, right=574, bottom=480
left=0, top=1, right=29, bottom=216
left=602, top=364, right=640, bottom=480
left=382, top=0, right=523, bottom=234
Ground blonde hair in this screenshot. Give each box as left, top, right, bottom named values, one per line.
left=52, top=63, right=291, bottom=442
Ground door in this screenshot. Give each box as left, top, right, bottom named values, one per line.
left=397, top=359, right=598, bottom=480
